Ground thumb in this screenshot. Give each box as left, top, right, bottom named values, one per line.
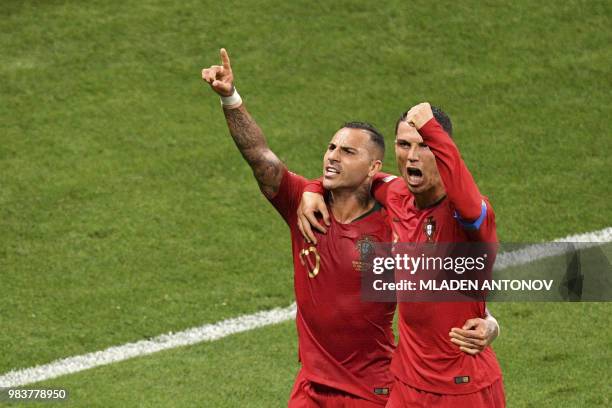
left=212, top=79, right=231, bottom=90
left=462, top=318, right=478, bottom=330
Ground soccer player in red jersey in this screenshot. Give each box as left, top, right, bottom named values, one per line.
left=201, top=49, right=396, bottom=407
left=299, top=103, right=505, bottom=407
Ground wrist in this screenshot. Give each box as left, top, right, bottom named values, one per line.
left=407, top=114, right=433, bottom=130
left=487, top=316, right=500, bottom=338
left=220, top=87, right=242, bottom=109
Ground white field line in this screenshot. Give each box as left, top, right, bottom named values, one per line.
left=0, top=304, right=297, bottom=388
left=1, top=227, right=611, bottom=388
left=494, top=227, right=612, bottom=270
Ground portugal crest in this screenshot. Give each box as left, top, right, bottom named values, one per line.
left=356, top=235, right=376, bottom=257
left=353, top=235, right=377, bottom=272
left=424, top=216, right=436, bottom=242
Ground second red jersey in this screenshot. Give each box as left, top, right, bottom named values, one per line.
left=371, top=117, right=502, bottom=395
left=374, top=177, right=502, bottom=395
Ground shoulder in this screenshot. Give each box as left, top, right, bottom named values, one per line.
left=267, top=169, right=308, bottom=220
left=276, top=169, right=308, bottom=194
left=384, top=176, right=408, bottom=195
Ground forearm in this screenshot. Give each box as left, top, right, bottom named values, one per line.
left=420, top=119, right=482, bottom=221
left=223, top=105, right=285, bottom=198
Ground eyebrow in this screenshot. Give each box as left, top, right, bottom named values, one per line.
left=341, top=146, right=358, bottom=153
left=329, top=143, right=358, bottom=153
left=395, top=136, right=423, bottom=144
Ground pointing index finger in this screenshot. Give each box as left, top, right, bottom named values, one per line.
left=220, top=48, right=231, bottom=70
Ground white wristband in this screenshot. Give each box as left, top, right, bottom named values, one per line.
left=220, top=88, right=242, bottom=109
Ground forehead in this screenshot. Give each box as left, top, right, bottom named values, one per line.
left=329, top=127, right=370, bottom=148
left=396, top=121, right=423, bottom=143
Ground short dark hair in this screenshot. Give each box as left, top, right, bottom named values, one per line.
left=394, top=105, right=453, bottom=137
left=340, top=121, right=385, bottom=160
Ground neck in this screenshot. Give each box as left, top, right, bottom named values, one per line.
left=414, top=184, right=446, bottom=209
left=329, top=182, right=375, bottom=223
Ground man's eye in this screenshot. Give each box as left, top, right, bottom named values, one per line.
left=419, top=143, right=428, bottom=148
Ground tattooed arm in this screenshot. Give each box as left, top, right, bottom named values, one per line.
left=222, top=105, right=285, bottom=198
left=202, top=48, right=285, bottom=198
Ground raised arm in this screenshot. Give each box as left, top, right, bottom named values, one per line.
left=405, top=103, right=483, bottom=222
left=221, top=105, right=285, bottom=198
left=201, top=48, right=285, bottom=199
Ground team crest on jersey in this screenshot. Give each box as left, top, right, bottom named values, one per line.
left=424, top=216, right=436, bottom=242
left=356, top=235, right=376, bottom=256
left=353, top=235, right=377, bottom=272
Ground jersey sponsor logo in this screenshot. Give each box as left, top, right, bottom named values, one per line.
left=299, top=246, right=320, bottom=278
left=424, top=216, right=436, bottom=242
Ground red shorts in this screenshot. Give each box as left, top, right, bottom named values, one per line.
left=385, top=377, right=505, bottom=408
left=288, top=370, right=387, bottom=408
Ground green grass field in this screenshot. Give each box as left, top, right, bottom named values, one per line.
left=1, top=0, right=611, bottom=406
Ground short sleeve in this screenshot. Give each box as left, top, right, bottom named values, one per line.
left=267, top=168, right=308, bottom=224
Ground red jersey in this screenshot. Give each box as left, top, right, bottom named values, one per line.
left=372, top=118, right=502, bottom=395
left=268, top=168, right=396, bottom=404
left=304, top=118, right=502, bottom=395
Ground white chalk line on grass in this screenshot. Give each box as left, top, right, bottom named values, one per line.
left=494, top=227, right=612, bottom=270
left=0, top=304, right=297, bottom=388
left=1, top=227, right=611, bottom=388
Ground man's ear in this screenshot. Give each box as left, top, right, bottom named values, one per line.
left=369, top=159, right=383, bottom=177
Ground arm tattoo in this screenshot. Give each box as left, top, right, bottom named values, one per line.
left=223, top=105, right=285, bottom=197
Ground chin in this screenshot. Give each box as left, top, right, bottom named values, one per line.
left=322, top=179, right=336, bottom=191
left=404, top=180, right=424, bottom=194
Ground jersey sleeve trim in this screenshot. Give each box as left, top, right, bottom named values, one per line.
left=453, top=200, right=487, bottom=230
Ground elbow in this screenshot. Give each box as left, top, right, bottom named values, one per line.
left=454, top=200, right=487, bottom=230
left=461, top=209, right=483, bottom=224
left=461, top=196, right=485, bottom=221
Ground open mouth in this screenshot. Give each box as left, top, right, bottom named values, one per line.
left=406, top=167, right=423, bottom=186
left=324, top=166, right=341, bottom=178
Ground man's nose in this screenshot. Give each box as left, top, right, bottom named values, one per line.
left=327, top=148, right=340, bottom=162
left=407, top=146, right=419, bottom=162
